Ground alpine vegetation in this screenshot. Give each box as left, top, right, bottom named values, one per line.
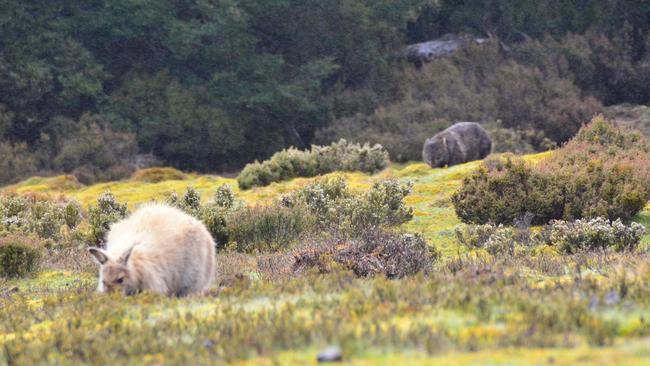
left=237, top=139, right=389, bottom=189
left=88, top=203, right=215, bottom=296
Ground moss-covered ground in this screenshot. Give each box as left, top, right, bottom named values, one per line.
left=2, top=152, right=650, bottom=365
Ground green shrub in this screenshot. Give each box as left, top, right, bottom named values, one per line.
left=27, top=201, right=66, bottom=240
left=161, top=178, right=411, bottom=253
left=313, top=139, right=389, bottom=175
left=226, top=204, right=316, bottom=253
left=237, top=140, right=389, bottom=189
left=455, top=213, right=539, bottom=255
left=486, top=123, right=556, bottom=154
left=214, top=184, right=236, bottom=209
left=289, top=177, right=350, bottom=225
left=341, top=180, right=414, bottom=231
left=199, top=204, right=230, bottom=250
left=549, top=218, right=645, bottom=254
left=0, top=195, right=81, bottom=241
left=291, top=177, right=413, bottom=232
left=0, top=235, right=42, bottom=278
left=86, top=192, right=128, bottom=245
left=452, top=116, right=650, bottom=225
left=181, top=187, right=202, bottom=214
left=293, top=229, right=438, bottom=278
left=63, top=201, right=82, bottom=229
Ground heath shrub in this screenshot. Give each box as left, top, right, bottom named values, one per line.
left=452, top=116, right=650, bottom=225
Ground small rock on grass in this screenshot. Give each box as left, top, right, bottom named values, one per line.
left=317, top=345, right=343, bottom=363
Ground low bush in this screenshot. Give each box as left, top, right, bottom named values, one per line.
left=226, top=204, right=316, bottom=253
left=0, top=194, right=82, bottom=241
left=130, top=167, right=186, bottom=183
left=86, top=192, right=128, bottom=245
left=452, top=116, right=650, bottom=225
left=162, top=179, right=412, bottom=253
left=455, top=214, right=537, bottom=255
left=237, top=140, right=389, bottom=189
left=486, top=123, right=556, bottom=154
left=213, top=184, right=236, bottom=210
left=289, top=177, right=413, bottom=232
left=293, top=229, right=438, bottom=278
left=63, top=201, right=82, bottom=229
left=167, top=185, right=239, bottom=249
left=455, top=215, right=645, bottom=255
left=549, top=218, right=645, bottom=254
left=0, top=235, right=42, bottom=278
left=199, top=204, right=229, bottom=249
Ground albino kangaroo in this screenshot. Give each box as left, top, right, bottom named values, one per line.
left=88, top=203, right=215, bottom=296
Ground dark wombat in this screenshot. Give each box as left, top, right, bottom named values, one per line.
left=423, top=122, right=492, bottom=167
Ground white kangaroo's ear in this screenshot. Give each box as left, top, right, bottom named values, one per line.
left=88, top=247, right=109, bottom=265
left=120, top=245, right=135, bottom=265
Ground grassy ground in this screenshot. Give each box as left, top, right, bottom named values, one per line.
left=2, top=152, right=650, bottom=365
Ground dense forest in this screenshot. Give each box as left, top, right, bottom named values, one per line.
left=1, top=0, right=649, bottom=184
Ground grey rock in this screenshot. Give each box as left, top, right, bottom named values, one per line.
left=423, top=122, right=492, bottom=168
left=317, top=345, right=343, bottom=363
left=404, top=35, right=488, bottom=64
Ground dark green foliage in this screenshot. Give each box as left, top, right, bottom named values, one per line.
left=237, top=140, right=389, bottom=189
left=407, top=0, right=650, bottom=44
left=451, top=158, right=560, bottom=225
left=198, top=205, right=230, bottom=250
left=0, top=235, right=42, bottom=278
left=319, top=39, right=601, bottom=161
left=63, top=201, right=82, bottom=229
left=1, top=0, right=650, bottom=182
left=514, top=29, right=650, bottom=106
left=486, top=123, right=554, bottom=154
left=0, top=0, right=421, bottom=177
left=226, top=204, right=316, bottom=253
left=0, top=142, right=40, bottom=185
left=51, top=114, right=138, bottom=184
left=452, top=116, right=650, bottom=225
left=86, top=192, right=128, bottom=245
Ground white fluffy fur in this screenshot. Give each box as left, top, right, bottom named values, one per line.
left=97, top=203, right=215, bottom=296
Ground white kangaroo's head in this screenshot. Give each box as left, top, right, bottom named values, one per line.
left=88, top=246, right=138, bottom=295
